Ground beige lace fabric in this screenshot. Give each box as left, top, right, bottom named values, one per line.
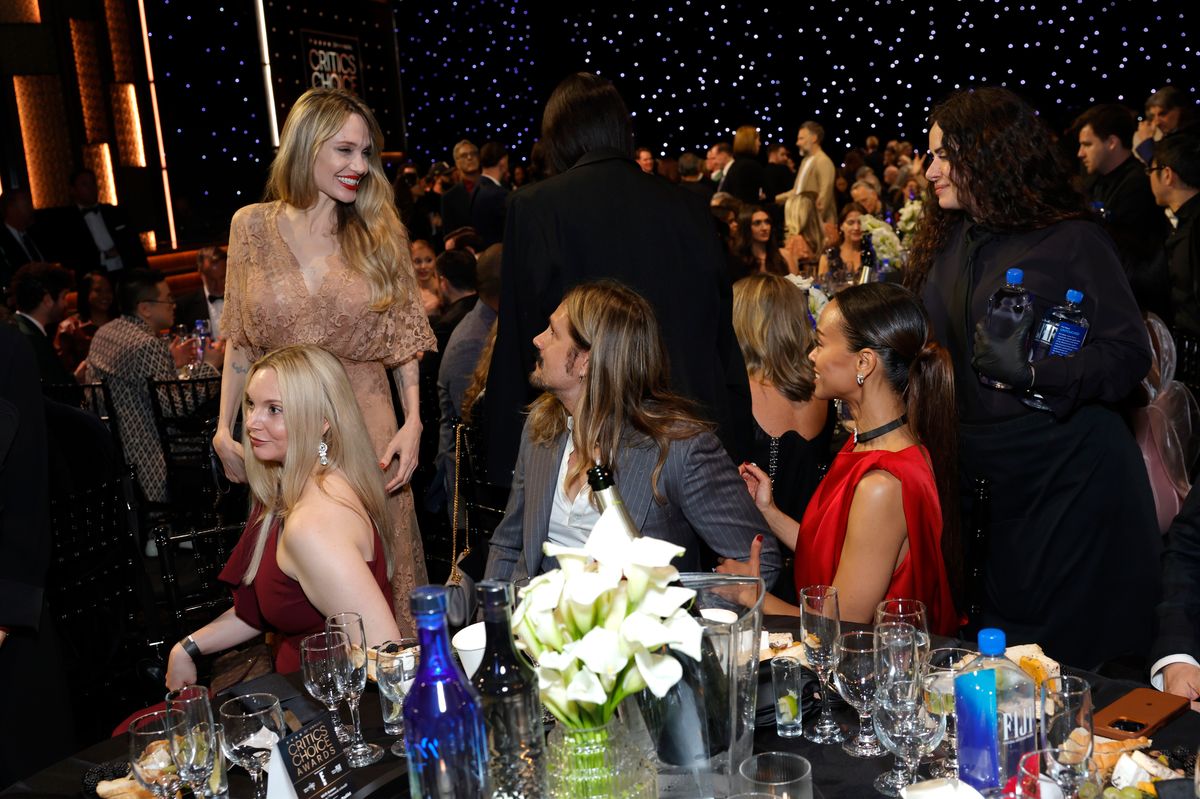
left=223, top=202, right=437, bottom=635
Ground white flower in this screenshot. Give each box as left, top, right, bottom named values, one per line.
left=634, top=648, right=684, bottom=698
left=663, top=608, right=704, bottom=662
left=574, top=627, right=630, bottom=691
left=637, top=585, right=696, bottom=618
left=566, top=666, right=608, bottom=706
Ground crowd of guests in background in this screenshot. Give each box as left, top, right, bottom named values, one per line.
left=4, top=77, right=1200, bottom=786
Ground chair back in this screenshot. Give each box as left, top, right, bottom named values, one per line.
left=148, top=375, right=223, bottom=525
left=448, top=415, right=508, bottom=581
left=43, top=380, right=125, bottom=460
left=154, top=521, right=246, bottom=639
left=47, top=467, right=163, bottom=740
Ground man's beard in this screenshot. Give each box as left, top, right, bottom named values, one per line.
left=529, top=355, right=547, bottom=391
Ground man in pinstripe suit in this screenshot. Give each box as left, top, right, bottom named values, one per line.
left=482, top=281, right=779, bottom=589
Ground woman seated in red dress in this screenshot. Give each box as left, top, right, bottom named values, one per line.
left=718, top=282, right=961, bottom=635
left=166, top=344, right=400, bottom=688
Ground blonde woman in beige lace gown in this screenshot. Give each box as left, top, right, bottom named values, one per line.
left=213, top=89, right=435, bottom=634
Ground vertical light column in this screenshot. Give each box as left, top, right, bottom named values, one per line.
left=253, top=0, right=280, bottom=147
left=135, top=0, right=176, bottom=249
left=83, top=143, right=117, bottom=205
left=13, top=76, right=73, bottom=208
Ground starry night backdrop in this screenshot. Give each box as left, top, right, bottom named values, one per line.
left=145, top=0, right=1197, bottom=245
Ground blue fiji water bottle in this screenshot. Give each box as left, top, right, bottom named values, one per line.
left=954, top=628, right=1036, bottom=794
left=192, top=319, right=211, bottom=367
left=1022, top=289, right=1089, bottom=412
left=978, top=268, right=1035, bottom=389
left=403, top=586, right=487, bottom=798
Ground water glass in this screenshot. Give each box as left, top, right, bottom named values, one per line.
left=129, top=708, right=185, bottom=798
left=834, top=630, right=885, bottom=758
left=737, top=752, right=813, bottom=799
left=377, top=638, right=419, bottom=756
left=300, top=630, right=351, bottom=742
left=874, top=598, right=931, bottom=661
left=1016, top=747, right=1102, bottom=798
left=326, top=611, right=384, bottom=767
left=166, top=684, right=216, bottom=796
left=771, top=655, right=804, bottom=738
left=925, top=647, right=977, bottom=778
left=872, top=622, right=924, bottom=797
left=1041, top=675, right=1093, bottom=756
left=218, top=693, right=285, bottom=799
left=210, top=723, right=229, bottom=797
left=800, top=585, right=846, bottom=744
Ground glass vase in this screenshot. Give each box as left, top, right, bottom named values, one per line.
left=546, top=716, right=657, bottom=799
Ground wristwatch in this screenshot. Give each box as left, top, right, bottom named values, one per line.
left=180, top=635, right=203, bottom=661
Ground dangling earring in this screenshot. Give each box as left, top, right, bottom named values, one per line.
left=318, top=440, right=330, bottom=466
left=856, top=373, right=865, bottom=386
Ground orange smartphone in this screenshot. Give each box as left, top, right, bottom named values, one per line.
left=1092, top=687, right=1189, bottom=740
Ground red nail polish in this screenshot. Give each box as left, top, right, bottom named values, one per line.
left=755, top=534, right=763, bottom=543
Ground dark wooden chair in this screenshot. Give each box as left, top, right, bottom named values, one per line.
left=153, top=521, right=246, bottom=640
left=47, top=467, right=164, bottom=741
left=147, top=375, right=223, bottom=527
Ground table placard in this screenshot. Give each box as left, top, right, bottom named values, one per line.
left=266, top=713, right=353, bottom=799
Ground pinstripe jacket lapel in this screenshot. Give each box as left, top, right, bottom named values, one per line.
left=523, top=433, right=569, bottom=577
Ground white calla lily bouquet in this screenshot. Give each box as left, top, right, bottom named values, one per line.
left=511, top=508, right=704, bottom=729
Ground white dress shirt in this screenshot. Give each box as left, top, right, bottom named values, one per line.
left=80, top=206, right=123, bottom=271
left=546, top=421, right=601, bottom=549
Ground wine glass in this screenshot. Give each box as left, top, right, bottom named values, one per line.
left=834, top=631, right=885, bottom=758
left=924, top=647, right=977, bottom=779
left=300, top=631, right=352, bottom=742
left=872, top=623, right=944, bottom=796
left=129, top=709, right=185, bottom=798
left=1016, top=747, right=1103, bottom=798
left=326, top=611, right=384, bottom=766
left=166, top=684, right=217, bottom=797
left=874, top=599, right=930, bottom=661
left=219, top=693, right=285, bottom=799
left=799, top=585, right=846, bottom=744
left=377, top=639, right=419, bottom=757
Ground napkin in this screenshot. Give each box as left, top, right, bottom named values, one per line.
left=899, top=778, right=986, bottom=799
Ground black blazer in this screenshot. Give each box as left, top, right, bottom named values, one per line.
left=174, top=288, right=213, bottom=331
left=484, top=148, right=752, bottom=485
left=0, top=224, right=49, bottom=287
left=37, top=204, right=147, bottom=277
left=469, top=177, right=509, bottom=247
left=440, top=182, right=473, bottom=235
left=1152, top=481, right=1200, bottom=666
left=720, top=157, right=765, bottom=205
left=13, top=314, right=73, bottom=386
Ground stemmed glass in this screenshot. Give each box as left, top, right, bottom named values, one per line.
left=874, top=599, right=930, bottom=661
left=129, top=708, right=185, bottom=798
left=800, top=585, right=846, bottom=744
left=834, top=630, right=885, bottom=758
left=300, top=631, right=352, bottom=742
left=326, top=611, right=384, bottom=766
left=377, top=639, right=419, bottom=758
left=219, top=693, right=286, bottom=799
left=872, top=622, right=945, bottom=797
left=166, top=684, right=217, bottom=797
left=924, top=647, right=977, bottom=779
left=1016, top=747, right=1103, bottom=798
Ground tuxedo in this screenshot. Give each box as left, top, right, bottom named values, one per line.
left=13, top=313, right=73, bottom=386
left=469, top=176, right=509, bottom=247
left=37, top=204, right=147, bottom=277
left=484, top=421, right=779, bottom=586
left=485, top=148, right=752, bottom=485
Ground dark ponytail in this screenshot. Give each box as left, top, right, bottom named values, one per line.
left=834, top=284, right=963, bottom=609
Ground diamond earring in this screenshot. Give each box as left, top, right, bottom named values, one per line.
left=318, top=441, right=330, bottom=466
left=856, top=373, right=865, bottom=386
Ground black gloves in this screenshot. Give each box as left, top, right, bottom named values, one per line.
left=972, top=314, right=1035, bottom=390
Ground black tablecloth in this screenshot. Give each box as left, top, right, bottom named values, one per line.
left=5, top=616, right=1199, bottom=799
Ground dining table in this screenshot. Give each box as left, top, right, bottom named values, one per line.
left=4, top=614, right=1197, bottom=799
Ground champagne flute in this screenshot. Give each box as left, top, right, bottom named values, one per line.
left=129, top=709, right=185, bottom=799
left=834, top=630, right=885, bottom=758
left=924, top=647, right=977, bottom=779
left=300, top=631, right=352, bottom=741
left=377, top=639, right=419, bottom=757
left=800, top=585, right=846, bottom=744
left=874, top=599, right=930, bottom=661
left=326, top=611, right=384, bottom=766
left=219, top=693, right=285, bottom=799
left=166, top=684, right=217, bottom=797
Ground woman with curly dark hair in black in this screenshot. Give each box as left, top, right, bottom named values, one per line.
left=907, top=87, right=1159, bottom=669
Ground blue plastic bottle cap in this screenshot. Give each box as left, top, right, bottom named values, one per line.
left=977, top=628, right=1006, bottom=656
left=411, top=585, right=448, bottom=616
left=1066, top=289, right=1083, bottom=304
left=1005, top=268, right=1024, bottom=285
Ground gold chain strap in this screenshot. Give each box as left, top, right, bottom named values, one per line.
left=448, top=422, right=471, bottom=584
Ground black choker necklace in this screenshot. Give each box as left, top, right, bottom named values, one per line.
left=854, top=414, right=908, bottom=444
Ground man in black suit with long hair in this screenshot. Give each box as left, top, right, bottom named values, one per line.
left=484, top=72, right=751, bottom=486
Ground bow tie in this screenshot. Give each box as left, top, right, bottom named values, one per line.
left=81, top=206, right=101, bottom=215
left=208, top=294, right=224, bottom=303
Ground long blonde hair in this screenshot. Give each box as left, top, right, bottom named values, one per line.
left=266, top=88, right=414, bottom=311
left=732, top=274, right=816, bottom=403
left=527, top=281, right=709, bottom=503
left=241, top=345, right=393, bottom=583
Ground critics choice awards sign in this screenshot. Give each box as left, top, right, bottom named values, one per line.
left=266, top=715, right=353, bottom=799
left=302, top=31, right=363, bottom=93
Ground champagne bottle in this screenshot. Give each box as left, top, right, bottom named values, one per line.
left=586, top=464, right=640, bottom=539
